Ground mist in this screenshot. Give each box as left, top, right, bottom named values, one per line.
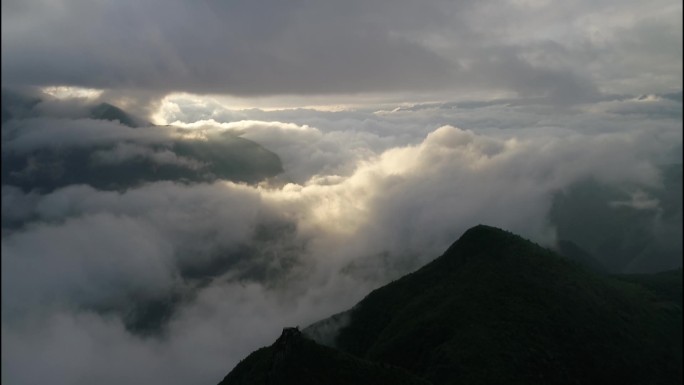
left=3, top=87, right=681, bottom=384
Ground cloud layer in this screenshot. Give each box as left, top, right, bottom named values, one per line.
left=2, top=0, right=681, bottom=101
left=2, top=91, right=681, bottom=384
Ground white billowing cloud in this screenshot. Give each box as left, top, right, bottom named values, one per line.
left=3, top=312, right=163, bottom=385
left=171, top=119, right=394, bottom=184
left=2, top=181, right=267, bottom=325
left=153, top=89, right=683, bottom=152
left=2, top=213, right=176, bottom=316
left=289, top=124, right=664, bottom=265
left=3, top=120, right=671, bottom=318
left=2, top=274, right=372, bottom=385
left=30, top=182, right=263, bottom=263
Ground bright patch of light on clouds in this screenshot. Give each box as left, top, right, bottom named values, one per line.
left=42, top=86, right=103, bottom=100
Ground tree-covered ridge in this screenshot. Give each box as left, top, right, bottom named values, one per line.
left=219, top=225, right=681, bottom=384
left=616, top=268, right=683, bottom=305
left=218, top=327, right=431, bottom=385
left=333, top=225, right=681, bottom=384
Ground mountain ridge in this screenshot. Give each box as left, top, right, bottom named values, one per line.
left=218, top=327, right=431, bottom=385
left=220, top=224, right=682, bottom=385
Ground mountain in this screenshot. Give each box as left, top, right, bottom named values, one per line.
left=0, top=88, right=144, bottom=126
left=553, top=239, right=607, bottom=273
left=2, top=88, right=285, bottom=193
left=549, top=167, right=683, bottom=274
left=2, top=99, right=284, bottom=193
left=218, top=327, right=430, bottom=385
left=0, top=88, right=41, bottom=122
left=88, top=102, right=146, bottom=128
left=1, top=131, right=284, bottom=193
left=618, top=268, right=683, bottom=305
left=221, top=225, right=682, bottom=385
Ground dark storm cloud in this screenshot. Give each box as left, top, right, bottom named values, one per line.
left=3, top=0, right=680, bottom=101
left=1, top=0, right=455, bottom=95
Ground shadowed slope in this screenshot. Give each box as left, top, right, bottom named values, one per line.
left=332, top=225, right=681, bottom=384
left=218, top=328, right=431, bottom=385
left=220, top=225, right=682, bottom=385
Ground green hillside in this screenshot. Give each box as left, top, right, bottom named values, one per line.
left=616, top=268, right=683, bottom=305
left=331, top=225, right=681, bottom=384
left=219, top=225, right=682, bottom=384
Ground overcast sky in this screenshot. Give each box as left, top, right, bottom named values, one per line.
left=2, top=1, right=682, bottom=385
left=2, top=0, right=682, bottom=105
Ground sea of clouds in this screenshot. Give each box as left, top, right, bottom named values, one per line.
left=2, top=92, right=682, bottom=384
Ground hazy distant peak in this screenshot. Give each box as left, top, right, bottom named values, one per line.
left=88, top=102, right=144, bottom=128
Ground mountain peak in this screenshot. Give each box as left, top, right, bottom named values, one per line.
left=221, top=225, right=682, bottom=385
left=465, top=223, right=501, bottom=232
left=272, top=327, right=303, bottom=360
left=441, top=224, right=530, bottom=260
left=89, top=102, right=141, bottom=127
left=458, top=224, right=512, bottom=240
left=277, top=326, right=301, bottom=342
left=218, top=326, right=430, bottom=385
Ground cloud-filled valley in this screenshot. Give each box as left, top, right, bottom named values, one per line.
left=2, top=87, right=681, bottom=384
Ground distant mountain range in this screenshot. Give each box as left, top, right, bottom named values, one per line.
left=88, top=102, right=147, bottom=128
left=1, top=90, right=283, bottom=193
left=220, top=225, right=682, bottom=385
left=550, top=167, right=682, bottom=274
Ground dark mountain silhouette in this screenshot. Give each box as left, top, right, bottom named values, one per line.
left=549, top=167, right=683, bottom=274
left=89, top=102, right=145, bottom=128
left=218, top=327, right=430, bottom=385
left=220, top=225, right=682, bottom=385
left=0, top=88, right=41, bottom=122
left=1, top=132, right=283, bottom=193
left=2, top=99, right=284, bottom=193
left=619, top=268, right=682, bottom=305
left=554, top=239, right=607, bottom=273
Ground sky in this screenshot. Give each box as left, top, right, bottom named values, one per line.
left=1, top=1, right=682, bottom=384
